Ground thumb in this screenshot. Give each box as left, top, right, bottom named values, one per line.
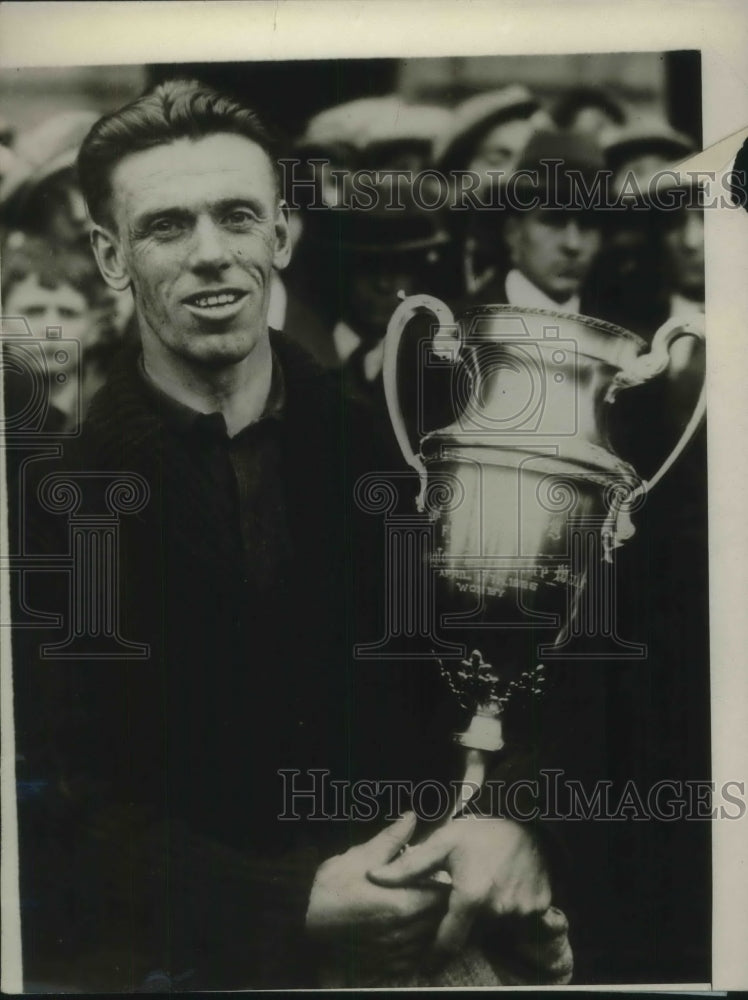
left=363, top=812, right=418, bottom=865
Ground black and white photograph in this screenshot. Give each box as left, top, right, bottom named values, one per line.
left=0, top=1, right=746, bottom=993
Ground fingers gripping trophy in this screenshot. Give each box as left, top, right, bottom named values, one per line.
left=378, top=292, right=706, bottom=983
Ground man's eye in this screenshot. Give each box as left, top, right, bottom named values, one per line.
left=150, top=218, right=182, bottom=236
left=224, top=209, right=257, bottom=227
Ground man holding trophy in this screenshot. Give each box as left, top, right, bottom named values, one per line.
left=10, top=77, right=707, bottom=991
left=11, top=79, right=576, bottom=992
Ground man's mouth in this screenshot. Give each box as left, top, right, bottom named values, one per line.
left=183, top=289, right=246, bottom=308
left=182, top=289, right=249, bottom=321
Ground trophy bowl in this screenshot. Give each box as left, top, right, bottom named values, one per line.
left=383, top=295, right=706, bottom=752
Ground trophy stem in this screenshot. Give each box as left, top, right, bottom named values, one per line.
left=452, top=707, right=504, bottom=817
left=451, top=746, right=490, bottom=818
left=413, top=722, right=500, bottom=888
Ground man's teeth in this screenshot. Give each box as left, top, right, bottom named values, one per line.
left=192, top=292, right=242, bottom=308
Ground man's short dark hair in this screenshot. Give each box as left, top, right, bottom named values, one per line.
left=77, top=78, right=281, bottom=226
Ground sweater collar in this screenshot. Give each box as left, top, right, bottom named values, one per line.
left=82, top=331, right=333, bottom=467
left=136, top=349, right=286, bottom=436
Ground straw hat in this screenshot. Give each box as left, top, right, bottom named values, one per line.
left=0, top=110, right=99, bottom=214
left=433, top=85, right=542, bottom=172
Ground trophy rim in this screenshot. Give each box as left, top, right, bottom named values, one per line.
left=422, top=437, right=640, bottom=480
left=458, top=303, right=648, bottom=350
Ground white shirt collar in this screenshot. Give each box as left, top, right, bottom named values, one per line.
left=670, top=293, right=704, bottom=319
left=505, top=268, right=580, bottom=314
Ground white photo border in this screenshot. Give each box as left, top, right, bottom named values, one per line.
left=1, top=0, right=747, bottom=991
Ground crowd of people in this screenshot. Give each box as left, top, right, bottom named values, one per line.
left=278, top=83, right=704, bottom=435
left=1, top=80, right=705, bottom=438
left=1, top=75, right=709, bottom=992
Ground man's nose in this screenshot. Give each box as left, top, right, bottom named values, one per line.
left=559, top=220, right=583, bottom=252
left=190, top=216, right=231, bottom=271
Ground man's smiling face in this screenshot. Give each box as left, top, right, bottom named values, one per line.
left=98, top=132, right=289, bottom=369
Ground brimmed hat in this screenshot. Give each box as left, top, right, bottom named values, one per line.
left=600, top=118, right=695, bottom=175
left=0, top=110, right=99, bottom=216
left=323, top=209, right=451, bottom=256
left=433, top=85, right=543, bottom=172
left=615, top=170, right=705, bottom=209
left=297, top=95, right=450, bottom=164
left=308, top=175, right=451, bottom=257
left=599, top=120, right=700, bottom=206
left=503, top=128, right=607, bottom=209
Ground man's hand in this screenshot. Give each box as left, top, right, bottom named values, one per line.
left=367, top=815, right=551, bottom=958
left=305, top=812, right=448, bottom=979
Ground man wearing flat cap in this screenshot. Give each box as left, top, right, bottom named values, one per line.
left=464, top=129, right=607, bottom=316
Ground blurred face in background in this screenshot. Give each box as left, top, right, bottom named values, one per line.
left=505, top=207, right=602, bottom=302
left=469, top=117, right=536, bottom=180
left=569, top=106, right=619, bottom=139
left=31, top=168, right=91, bottom=248
left=345, top=251, right=426, bottom=343
left=661, top=206, right=704, bottom=302
left=3, top=274, right=89, bottom=377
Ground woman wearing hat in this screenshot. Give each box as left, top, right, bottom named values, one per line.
left=0, top=110, right=99, bottom=248
left=434, top=86, right=550, bottom=294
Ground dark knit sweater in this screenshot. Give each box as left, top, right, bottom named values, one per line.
left=12, top=331, right=423, bottom=990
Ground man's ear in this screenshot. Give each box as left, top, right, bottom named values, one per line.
left=272, top=200, right=292, bottom=272
left=90, top=224, right=132, bottom=292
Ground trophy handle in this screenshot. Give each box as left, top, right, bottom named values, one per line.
left=383, top=292, right=459, bottom=511
left=608, top=316, right=706, bottom=498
